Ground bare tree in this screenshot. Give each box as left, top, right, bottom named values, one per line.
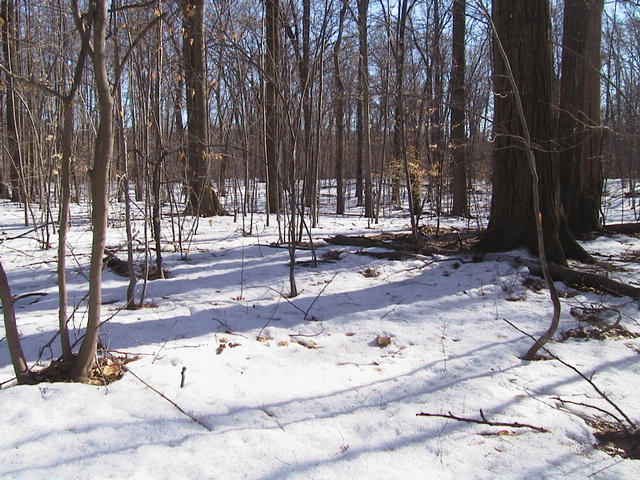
left=265, top=0, right=281, bottom=214
left=182, top=0, right=226, bottom=217
left=357, top=0, right=374, bottom=218
left=450, top=0, right=468, bottom=217
left=1, top=0, right=23, bottom=204
left=333, top=0, right=348, bottom=215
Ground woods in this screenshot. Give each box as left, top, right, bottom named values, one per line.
left=2, top=1, right=640, bottom=477
left=0, top=0, right=637, bottom=390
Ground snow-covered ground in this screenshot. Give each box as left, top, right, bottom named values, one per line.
left=1, top=184, right=640, bottom=479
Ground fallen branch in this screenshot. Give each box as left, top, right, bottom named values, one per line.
left=12, top=292, right=48, bottom=304
left=504, top=318, right=637, bottom=432
left=604, top=223, right=640, bottom=235
left=124, top=366, right=212, bottom=431
left=552, top=396, right=626, bottom=428
left=522, top=260, right=640, bottom=300
left=337, top=361, right=379, bottom=367
left=416, top=410, right=548, bottom=433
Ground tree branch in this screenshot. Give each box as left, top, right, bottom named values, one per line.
left=416, top=410, right=548, bottom=433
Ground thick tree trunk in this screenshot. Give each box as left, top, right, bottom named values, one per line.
left=450, top=0, right=468, bottom=217
left=558, top=0, right=604, bottom=236
left=182, top=0, right=226, bottom=217
left=478, top=0, right=590, bottom=265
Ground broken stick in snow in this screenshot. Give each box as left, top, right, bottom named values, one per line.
left=416, top=410, right=548, bottom=433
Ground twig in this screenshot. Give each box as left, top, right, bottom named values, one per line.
left=152, top=318, right=179, bottom=364
left=0, top=221, right=57, bottom=243
left=36, top=292, right=90, bottom=363
left=124, top=366, right=212, bottom=431
left=552, top=396, right=625, bottom=428
left=587, top=458, right=627, bottom=477
left=0, top=376, right=17, bottom=388
left=105, top=349, right=153, bottom=357
left=266, top=273, right=336, bottom=321
left=289, top=326, right=325, bottom=338
left=337, top=361, right=379, bottom=367
left=257, top=296, right=282, bottom=339
left=416, top=410, right=548, bottom=433
left=303, top=273, right=338, bottom=320
left=504, top=318, right=637, bottom=431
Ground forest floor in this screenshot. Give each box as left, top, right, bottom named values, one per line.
left=1, top=181, right=640, bottom=479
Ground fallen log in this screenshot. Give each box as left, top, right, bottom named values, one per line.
left=522, top=260, right=640, bottom=300
left=324, top=234, right=459, bottom=256
left=604, top=223, right=640, bottom=235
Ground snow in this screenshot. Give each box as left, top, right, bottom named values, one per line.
left=1, top=188, right=640, bottom=479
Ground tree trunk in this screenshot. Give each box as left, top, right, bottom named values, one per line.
left=72, top=0, right=113, bottom=382
left=182, top=0, right=226, bottom=217
left=2, top=0, right=22, bottom=203
left=450, top=0, right=468, bottom=217
left=394, top=0, right=419, bottom=232
left=0, top=260, right=35, bottom=384
left=152, top=6, right=165, bottom=276
left=558, top=0, right=604, bottom=236
left=57, top=98, right=74, bottom=360
left=333, top=0, right=347, bottom=215
left=358, top=0, right=373, bottom=218
left=478, top=0, right=590, bottom=265
left=265, top=0, right=280, bottom=214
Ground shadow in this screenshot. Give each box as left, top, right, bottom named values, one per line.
left=2, top=240, right=494, bottom=369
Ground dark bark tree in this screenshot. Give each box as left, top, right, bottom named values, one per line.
left=478, top=0, right=590, bottom=265
left=450, top=0, right=468, bottom=217
left=2, top=0, right=23, bottom=202
left=265, top=0, right=280, bottom=214
left=558, top=0, right=604, bottom=235
left=182, top=0, right=226, bottom=217
left=333, top=0, right=347, bottom=215
left=357, top=0, right=374, bottom=218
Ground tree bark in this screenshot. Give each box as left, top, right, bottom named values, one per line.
left=57, top=98, right=74, bottom=360
left=358, top=0, right=373, bottom=218
left=182, top=0, right=226, bottom=217
left=2, top=0, right=22, bottom=202
left=558, top=0, right=604, bottom=236
left=478, top=0, right=590, bottom=265
left=72, top=0, right=113, bottom=382
left=0, top=260, right=35, bottom=384
left=451, top=0, right=468, bottom=217
left=333, top=0, right=347, bottom=215
left=265, top=0, right=280, bottom=214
